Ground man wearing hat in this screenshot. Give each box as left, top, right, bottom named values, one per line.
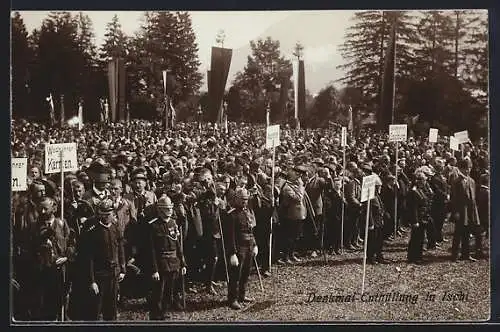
left=82, top=165, right=112, bottom=214
left=407, top=171, right=435, bottom=264
left=430, top=158, right=450, bottom=245
left=148, top=196, right=187, bottom=320
left=29, top=196, right=71, bottom=320
left=278, top=164, right=311, bottom=263
left=225, top=188, right=258, bottom=310
left=449, top=158, right=481, bottom=262
left=344, top=163, right=363, bottom=251
left=305, top=158, right=329, bottom=257
left=84, top=199, right=126, bottom=320
left=196, top=168, right=224, bottom=295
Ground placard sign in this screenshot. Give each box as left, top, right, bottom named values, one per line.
left=388, top=124, right=408, bottom=142
left=12, top=158, right=27, bottom=191
left=450, top=136, right=459, bottom=151
left=454, top=130, right=469, bottom=144
left=266, top=125, right=280, bottom=149
left=361, top=174, right=378, bottom=202
left=44, top=143, right=78, bottom=174
left=341, top=127, right=347, bottom=147
left=429, top=128, right=438, bottom=143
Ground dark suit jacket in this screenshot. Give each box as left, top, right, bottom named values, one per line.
left=305, top=175, right=327, bottom=216
left=450, top=173, right=480, bottom=226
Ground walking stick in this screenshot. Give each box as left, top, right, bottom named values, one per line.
left=321, top=216, right=327, bottom=264
left=253, top=256, right=265, bottom=292
left=179, top=225, right=186, bottom=310
left=217, top=209, right=230, bottom=285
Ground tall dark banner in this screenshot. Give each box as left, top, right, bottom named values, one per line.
left=207, top=70, right=211, bottom=119
left=118, top=58, right=126, bottom=121
left=108, top=60, right=117, bottom=122
left=208, top=47, right=232, bottom=123
left=108, top=58, right=126, bottom=122
left=277, top=76, right=290, bottom=122
left=379, top=22, right=397, bottom=130
left=298, top=60, right=306, bottom=121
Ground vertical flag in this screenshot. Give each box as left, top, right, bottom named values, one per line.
left=348, top=105, right=353, bottom=134
left=162, top=70, right=168, bottom=130
left=118, top=58, right=126, bottom=121
left=108, top=60, right=117, bottom=122
left=292, top=60, right=299, bottom=122
left=126, top=103, right=130, bottom=123
left=46, top=93, right=55, bottom=126
left=60, top=95, right=65, bottom=127
left=278, top=76, right=290, bottom=123
left=379, top=18, right=397, bottom=130
left=209, top=47, right=232, bottom=124
left=170, top=99, right=176, bottom=128
left=78, top=100, right=83, bottom=130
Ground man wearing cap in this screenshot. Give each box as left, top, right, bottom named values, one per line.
left=225, top=188, right=258, bottom=310
left=84, top=199, right=126, bottom=320
left=305, top=158, right=329, bottom=257
left=449, top=158, right=481, bottom=262
left=407, top=171, right=434, bottom=264
left=148, top=196, right=187, bottom=319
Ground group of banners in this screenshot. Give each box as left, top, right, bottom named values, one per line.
left=11, top=143, right=78, bottom=192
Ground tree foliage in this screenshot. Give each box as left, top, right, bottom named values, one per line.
left=231, top=37, right=292, bottom=123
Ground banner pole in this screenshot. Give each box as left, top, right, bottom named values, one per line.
left=362, top=195, right=371, bottom=294
left=341, top=144, right=346, bottom=253
left=270, top=141, right=276, bottom=271
left=59, top=149, right=65, bottom=321
left=394, top=142, right=398, bottom=238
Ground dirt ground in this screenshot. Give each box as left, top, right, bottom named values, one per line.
left=117, top=222, right=490, bottom=322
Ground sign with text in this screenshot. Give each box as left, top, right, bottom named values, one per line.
left=44, top=143, right=78, bottom=174
left=454, top=130, right=469, bottom=144
left=11, top=158, right=27, bottom=191
left=450, top=136, right=459, bottom=151
left=266, top=125, right=280, bottom=149
left=341, top=127, right=347, bottom=147
left=361, top=174, right=378, bottom=202
left=388, top=124, right=408, bottom=142
left=429, top=128, right=438, bottom=143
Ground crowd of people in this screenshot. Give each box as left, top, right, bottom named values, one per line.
left=10, top=119, right=490, bottom=321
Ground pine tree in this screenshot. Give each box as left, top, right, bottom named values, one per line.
left=99, top=14, right=129, bottom=62
left=338, top=10, right=418, bottom=118
left=11, top=12, right=32, bottom=119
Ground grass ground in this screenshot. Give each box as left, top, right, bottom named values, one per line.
left=118, top=222, right=490, bottom=322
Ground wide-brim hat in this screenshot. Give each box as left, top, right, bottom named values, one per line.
left=312, top=158, right=325, bottom=166
left=293, top=165, right=309, bottom=174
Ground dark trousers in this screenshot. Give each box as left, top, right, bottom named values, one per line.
left=31, top=267, right=64, bottom=321
left=200, top=236, right=223, bottom=285
left=452, top=224, right=482, bottom=258
left=407, top=223, right=429, bottom=262
left=228, top=247, right=252, bottom=303
left=367, top=227, right=384, bottom=260
left=383, top=211, right=396, bottom=239
left=432, top=206, right=446, bottom=242
left=283, top=218, right=304, bottom=259
left=88, top=273, right=118, bottom=321
left=325, top=213, right=341, bottom=251
left=425, top=221, right=437, bottom=249
left=255, top=209, right=273, bottom=272
left=344, top=209, right=360, bottom=247
left=150, top=271, right=178, bottom=319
